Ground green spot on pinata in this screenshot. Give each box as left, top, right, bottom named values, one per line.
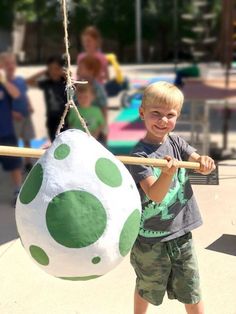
left=95, top=158, right=122, bottom=187
left=92, top=256, right=101, bottom=264
left=19, top=163, right=43, bottom=204
left=59, top=275, right=101, bottom=281
left=46, top=190, right=107, bottom=248
left=119, top=209, right=141, bottom=257
left=54, top=144, right=70, bottom=160
left=29, top=245, right=49, bottom=266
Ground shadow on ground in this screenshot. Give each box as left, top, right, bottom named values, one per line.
left=0, top=169, right=19, bottom=245
left=205, top=234, right=236, bottom=256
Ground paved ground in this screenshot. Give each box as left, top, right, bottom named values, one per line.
left=0, top=64, right=236, bottom=314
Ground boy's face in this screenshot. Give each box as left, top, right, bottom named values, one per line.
left=139, top=104, right=179, bottom=142
left=47, top=62, right=63, bottom=80
left=77, top=63, right=93, bottom=80
left=77, top=90, right=94, bottom=107
left=2, top=56, right=16, bottom=79
left=81, top=35, right=98, bottom=53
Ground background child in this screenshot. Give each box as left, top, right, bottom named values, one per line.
left=1, top=52, right=35, bottom=172
left=68, top=83, right=105, bottom=140
left=77, top=26, right=109, bottom=84
left=0, top=54, right=22, bottom=206
left=128, top=82, right=215, bottom=314
left=77, top=55, right=108, bottom=144
left=27, top=55, right=67, bottom=141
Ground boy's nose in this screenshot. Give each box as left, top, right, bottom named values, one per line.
left=160, top=116, right=168, bottom=124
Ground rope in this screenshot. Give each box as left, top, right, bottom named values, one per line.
left=56, top=0, right=91, bottom=137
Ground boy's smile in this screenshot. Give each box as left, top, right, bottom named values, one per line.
left=139, top=105, right=179, bottom=143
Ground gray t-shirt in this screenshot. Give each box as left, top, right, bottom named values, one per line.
left=128, top=133, right=202, bottom=243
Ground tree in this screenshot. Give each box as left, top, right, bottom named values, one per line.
left=0, top=0, right=222, bottom=63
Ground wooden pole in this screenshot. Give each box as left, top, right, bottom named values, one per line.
left=0, top=146, right=200, bottom=170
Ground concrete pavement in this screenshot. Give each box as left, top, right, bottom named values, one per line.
left=1, top=160, right=236, bottom=314
left=0, top=64, right=236, bottom=314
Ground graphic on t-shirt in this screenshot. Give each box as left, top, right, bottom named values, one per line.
left=139, top=167, right=189, bottom=238
left=48, top=89, right=61, bottom=111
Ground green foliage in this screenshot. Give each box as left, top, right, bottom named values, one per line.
left=0, top=0, right=222, bottom=62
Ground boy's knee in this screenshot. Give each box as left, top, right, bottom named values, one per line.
left=185, top=301, right=204, bottom=314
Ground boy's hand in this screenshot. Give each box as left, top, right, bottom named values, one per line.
left=161, top=155, right=178, bottom=176
left=40, top=140, right=51, bottom=150
left=28, top=107, right=34, bottom=114
left=196, top=155, right=216, bottom=175
left=12, top=111, right=23, bottom=121
left=0, top=69, right=6, bottom=85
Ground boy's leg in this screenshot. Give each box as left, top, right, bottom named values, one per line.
left=167, top=233, right=203, bottom=311
left=130, top=240, right=171, bottom=311
left=10, top=168, right=22, bottom=189
left=10, top=167, right=22, bottom=206
left=185, top=301, right=204, bottom=314
left=23, top=139, right=33, bottom=171
left=0, top=135, right=22, bottom=204
left=134, top=289, right=149, bottom=314
left=47, top=117, right=57, bottom=142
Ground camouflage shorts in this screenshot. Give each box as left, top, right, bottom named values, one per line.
left=130, top=232, right=201, bottom=306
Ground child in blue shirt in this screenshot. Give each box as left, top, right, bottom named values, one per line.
left=0, top=53, right=22, bottom=205
left=2, top=52, right=35, bottom=172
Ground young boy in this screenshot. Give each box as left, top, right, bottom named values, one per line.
left=77, top=55, right=108, bottom=144
left=128, top=82, right=215, bottom=314
left=27, top=55, right=67, bottom=141
left=68, top=83, right=105, bottom=140
left=0, top=54, right=22, bottom=205
left=1, top=52, right=35, bottom=172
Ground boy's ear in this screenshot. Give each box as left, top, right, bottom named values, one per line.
left=139, top=106, right=144, bottom=120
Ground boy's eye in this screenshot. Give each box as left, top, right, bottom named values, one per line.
left=167, top=114, right=175, bottom=118
left=151, top=111, right=161, bottom=116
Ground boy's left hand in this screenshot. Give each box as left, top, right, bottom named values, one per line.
left=196, top=155, right=216, bottom=175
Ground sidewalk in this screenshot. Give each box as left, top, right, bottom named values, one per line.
left=1, top=161, right=236, bottom=314
left=0, top=64, right=236, bottom=314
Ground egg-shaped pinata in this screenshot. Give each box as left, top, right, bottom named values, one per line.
left=15, top=129, right=141, bottom=280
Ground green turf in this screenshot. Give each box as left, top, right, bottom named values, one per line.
left=107, top=140, right=138, bottom=155
left=115, top=108, right=140, bottom=122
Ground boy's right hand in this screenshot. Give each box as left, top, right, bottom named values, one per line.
left=0, top=69, right=6, bottom=85
left=161, top=155, right=178, bottom=176
left=12, top=111, right=23, bottom=121
left=40, top=140, right=52, bottom=150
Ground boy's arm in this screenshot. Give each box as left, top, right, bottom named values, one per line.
left=0, top=70, right=20, bottom=99
left=139, top=156, right=177, bottom=203
left=92, top=123, right=104, bottom=139
left=26, top=95, right=34, bottom=114
left=101, top=106, right=107, bottom=122
left=175, top=135, right=215, bottom=175
left=26, top=69, right=47, bottom=87
left=188, top=151, right=215, bottom=175
left=92, top=108, right=105, bottom=139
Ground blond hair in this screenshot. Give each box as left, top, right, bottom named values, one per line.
left=141, top=81, right=184, bottom=112
left=0, top=52, right=16, bottom=66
